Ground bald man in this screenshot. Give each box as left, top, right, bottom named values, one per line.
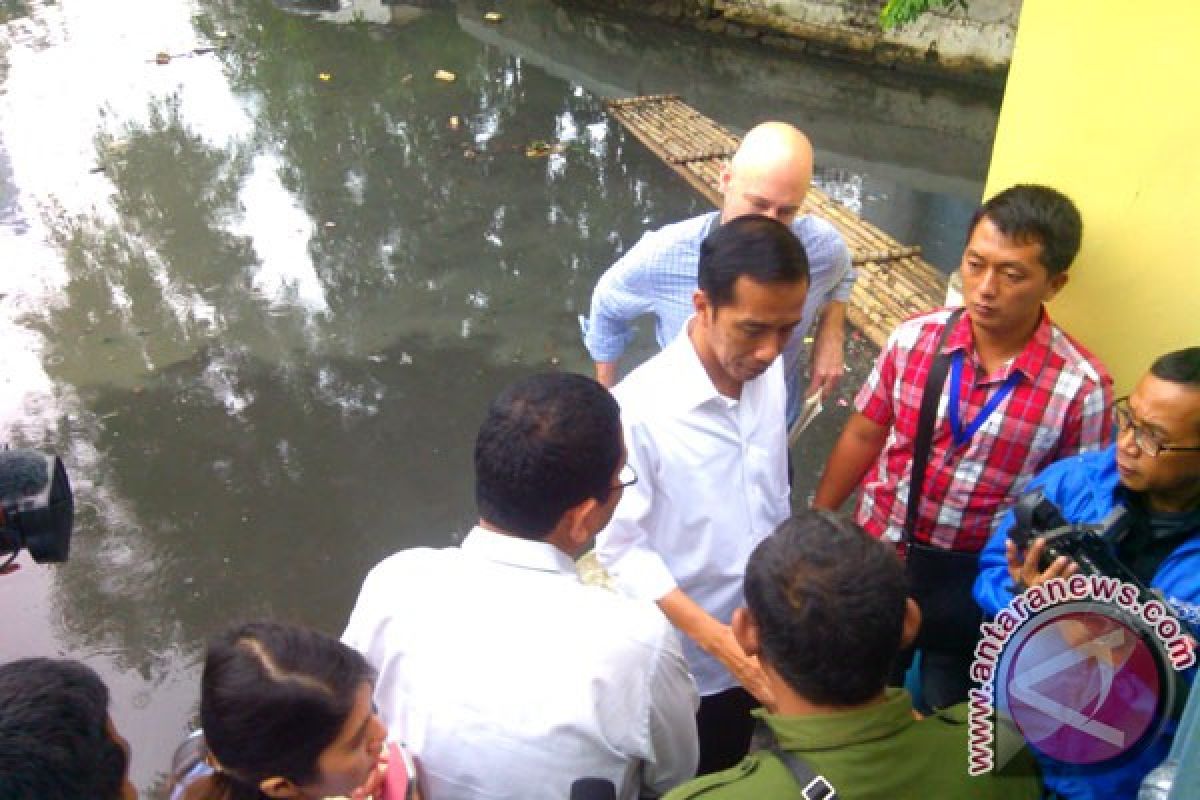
left=581, top=122, right=854, bottom=423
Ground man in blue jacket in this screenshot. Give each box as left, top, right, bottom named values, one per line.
left=974, top=346, right=1200, bottom=799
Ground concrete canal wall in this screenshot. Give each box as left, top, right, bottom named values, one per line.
left=560, top=0, right=1020, bottom=85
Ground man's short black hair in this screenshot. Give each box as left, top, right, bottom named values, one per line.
left=475, top=372, right=622, bottom=540
left=968, top=184, right=1083, bottom=276
left=1151, top=347, right=1200, bottom=436
left=1150, top=347, right=1200, bottom=391
left=744, top=510, right=907, bottom=707
left=698, top=214, right=809, bottom=310
left=0, top=658, right=129, bottom=800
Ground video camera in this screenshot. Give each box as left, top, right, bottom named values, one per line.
left=0, top=449, right=74, bottom=568
left=1008, top=489, right=1153, bottom=598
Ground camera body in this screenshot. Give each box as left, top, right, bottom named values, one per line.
left=0, top=450, right=74, bottom=564
left=1008, top=489, right=1151, bottom=599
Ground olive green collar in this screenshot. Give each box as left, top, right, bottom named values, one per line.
left=757, top=688, right=917, bottom=752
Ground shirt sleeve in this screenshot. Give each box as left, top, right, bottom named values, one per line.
left=642, top=625, right=700, bottom=795
left=342, top=560, right=392, bottom=661
left=1055, top=372, right=1114, bottom=459
left=582, top=233, right=661, bottom=363
left=974, top=507, right=1019, bottom=617
left=973, top=460, right=1074, bottom=617
left=594, top=418, right=678, bottom=602
left=856, top=334, right=899, bottom=427
left=829, top=235, right=855, bottom=303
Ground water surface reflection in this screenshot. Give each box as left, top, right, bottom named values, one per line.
left=0, top=0, right=997, bottom=792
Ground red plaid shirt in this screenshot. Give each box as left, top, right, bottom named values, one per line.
left=855, top=307, right=1113, bottom=552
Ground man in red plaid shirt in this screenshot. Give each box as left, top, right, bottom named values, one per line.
left=814, top=185, right=1113, bottom=710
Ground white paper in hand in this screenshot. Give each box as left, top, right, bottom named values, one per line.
left=788, top=392, right=824, bottom=447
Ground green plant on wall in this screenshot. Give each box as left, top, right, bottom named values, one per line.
left=879, top=0, right=969, bottom=29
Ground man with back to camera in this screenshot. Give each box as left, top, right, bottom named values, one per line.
left=663, top=510, right=1042, bottom=800
left=813, top=185, right=1113, bottom=710
left=342, top=372, right=699, bottom=800
left=0, top=657, right=138, bottom=800
left=974, top=347, right=1200, bottom=800
left=581, top=120, right=854, bottom=421
left=595, top=214, right=809, bottom=774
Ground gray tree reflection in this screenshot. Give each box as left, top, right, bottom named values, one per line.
left=28, top=0, right=698, bottom=677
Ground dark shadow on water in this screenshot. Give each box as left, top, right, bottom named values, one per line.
left=53, top=333, right=534, bottom=677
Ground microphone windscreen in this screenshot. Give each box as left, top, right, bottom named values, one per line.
left=0, top=450, right=50, bottom=503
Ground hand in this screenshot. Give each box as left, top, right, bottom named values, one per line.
left=700, top=623, right=775, bottom=708
left=351, top=748, right=389, bottom=800
left=806, top=329, right=844, bottom=400
left=1006, top=538, right=1078, bottom=592
left=594, top=361, right=618, bottom=389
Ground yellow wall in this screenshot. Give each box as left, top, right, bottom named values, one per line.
left=984, top=3, right=1200, bottom=392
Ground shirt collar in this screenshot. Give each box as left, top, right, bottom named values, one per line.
left=660, top=317, right=726, bottom=412
left=757, top=688, right=916, bottom=752
left=944, top=307, right=1054, bottom=382
left=460, top=526, right=580, bottom=577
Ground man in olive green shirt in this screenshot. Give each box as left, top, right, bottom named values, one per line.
left=665, top=511, right=1041, bottom=800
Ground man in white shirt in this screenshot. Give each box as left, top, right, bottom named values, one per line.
left=581, top=121, right=854, bottom=424
left=342, top=372, right=699, bottom=800
left=595, top=215, right=809, bottom=775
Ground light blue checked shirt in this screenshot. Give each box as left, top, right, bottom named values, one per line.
left=581, top=211, right=855, bottom=423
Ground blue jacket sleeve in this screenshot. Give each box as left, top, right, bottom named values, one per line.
left=973, top=452, right=1104, bottom=618
left=974, top=509, right=1019, bottom=618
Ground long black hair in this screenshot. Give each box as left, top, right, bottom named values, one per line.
left=179, top=621, right=374, bottom=800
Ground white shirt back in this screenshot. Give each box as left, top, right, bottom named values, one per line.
left=342, top=528, right=699, bottom=800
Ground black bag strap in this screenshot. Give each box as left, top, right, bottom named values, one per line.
left=903, top=308, right=965, bottom=549
left=752, top=721, right=838, bottom=799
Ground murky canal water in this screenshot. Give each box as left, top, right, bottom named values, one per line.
left=0, top=0, right=1000, bottom=793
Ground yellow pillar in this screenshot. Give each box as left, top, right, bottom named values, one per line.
left=984, top=3, right=1200, bottom=392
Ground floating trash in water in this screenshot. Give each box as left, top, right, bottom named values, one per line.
left=434, top=69, right=456, bottom=82
left=448, top=115, right=460, bottom=130
left=525, top=140, right=561, bottom=158
left=318, top=72, right=332, bottom=81
left=484, top=12, right=504, bottom=23
left=399, top=352, right=413, bottom=365
left=155, top=51, right=171, bottom=65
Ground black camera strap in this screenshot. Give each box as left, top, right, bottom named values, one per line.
left=751, top=720, right=838, bottom=799
left=903, top=308, right=965, bottom=547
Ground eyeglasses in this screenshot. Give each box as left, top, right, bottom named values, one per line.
left=1114, top=397, right=1200, bottom=458
left=611, top=463, right=638, bottom=492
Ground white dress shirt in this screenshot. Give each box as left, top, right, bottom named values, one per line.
left=595, top=324, right=792, bottom=697
left=342, top=527, right=699, bottom=800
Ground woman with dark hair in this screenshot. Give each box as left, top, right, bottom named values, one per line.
left=170, top=621, right=418, bottom=800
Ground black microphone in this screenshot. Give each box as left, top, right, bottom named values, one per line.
left=0, top=450, right=74, bottom=564
left=569, top=778, right=616, bottom=800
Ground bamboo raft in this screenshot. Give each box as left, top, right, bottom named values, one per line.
left=606, top=94, right=949, bottom=348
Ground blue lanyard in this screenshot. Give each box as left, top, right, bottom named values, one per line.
left=948, top=350, right=1022, bottom=448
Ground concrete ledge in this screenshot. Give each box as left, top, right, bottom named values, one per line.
left=558, top=0, right=1017, bottom=87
